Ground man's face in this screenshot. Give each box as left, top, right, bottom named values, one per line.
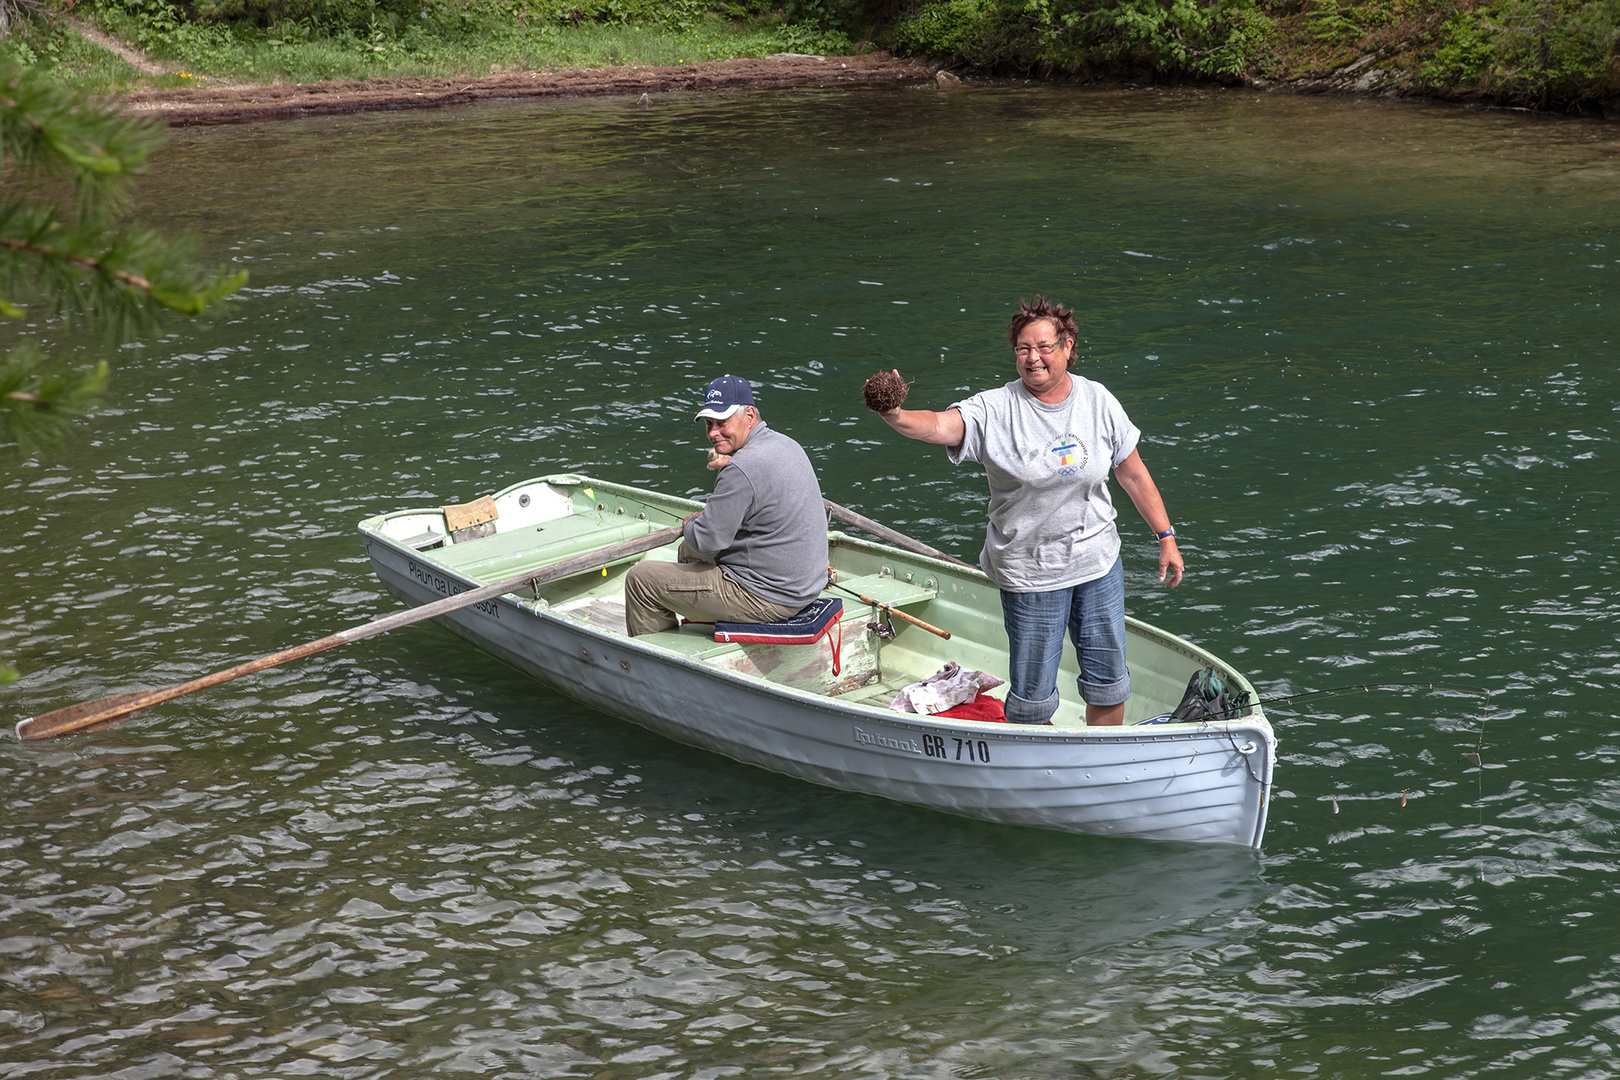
left=704, top=407, right=757, bottom=456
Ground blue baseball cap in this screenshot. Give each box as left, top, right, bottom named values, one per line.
left=695, top=374, right=755, bottom=421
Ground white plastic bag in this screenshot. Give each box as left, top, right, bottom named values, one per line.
left=890, top=662, right=1005, bottom=715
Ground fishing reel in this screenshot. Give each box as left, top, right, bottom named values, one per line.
left=827, top=565, right=897, bottom=640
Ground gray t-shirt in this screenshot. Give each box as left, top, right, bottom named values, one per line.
left=947, top=376, right=1141, bottom=592
left=684, top=421, right=828, bottom=610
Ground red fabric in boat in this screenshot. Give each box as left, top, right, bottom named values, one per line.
left=937, top=694, right=1007, bottom=723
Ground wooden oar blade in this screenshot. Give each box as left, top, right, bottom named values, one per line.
left=16, top=688, right=170, bottom=742
left=63, top=710, right=150, bottom=737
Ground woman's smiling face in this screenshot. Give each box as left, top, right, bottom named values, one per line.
left=1013, top=318, right=1074, bottom=401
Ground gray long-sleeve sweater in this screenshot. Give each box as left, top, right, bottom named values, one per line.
left=683, top=421, right=828, bottom=610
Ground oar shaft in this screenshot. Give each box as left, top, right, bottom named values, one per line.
left=15, top=525, right=682, bottom=742
left=21, top=501, right=965, bottom=740
left=823, top=498, right=972, bottom=569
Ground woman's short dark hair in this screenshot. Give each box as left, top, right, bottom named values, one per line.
left=1006, top=295, right=1079, bottom=347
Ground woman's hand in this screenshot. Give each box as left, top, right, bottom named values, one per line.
left=863, top=369, right=910, bottom=414
left=868, top=370, right=966, bottom=447
left=1157, top=535, right=1184, bottom=588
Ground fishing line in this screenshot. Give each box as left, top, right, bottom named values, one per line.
left=1253, top=681, right=1492, bottom=710
left=1189, top=680, right=1497, bottom=725
left=1217, top=684, right=1498, bottom=791
left=1260, top=684, right=1498, bottom=835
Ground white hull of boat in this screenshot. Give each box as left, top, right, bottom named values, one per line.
left=360, top=476, right=1274, bottom=848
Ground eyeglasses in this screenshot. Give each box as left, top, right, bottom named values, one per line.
left=1013, top=340, right=1065, bottom=358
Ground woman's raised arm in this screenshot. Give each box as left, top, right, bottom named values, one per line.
left=866, top=369, right=966, bottom=447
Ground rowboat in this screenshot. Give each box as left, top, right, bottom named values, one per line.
left=358, top=475, right=1275, bottom=848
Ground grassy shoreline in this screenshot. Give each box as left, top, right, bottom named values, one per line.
left=7, top=5, right=862, bottom=96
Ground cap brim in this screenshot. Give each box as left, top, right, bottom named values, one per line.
left=695, top=404, right=744, bottom=421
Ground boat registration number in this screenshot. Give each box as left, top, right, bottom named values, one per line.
left=854, top=726, right=991, bottom=763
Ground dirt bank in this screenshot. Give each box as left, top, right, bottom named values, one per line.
left=116, top=51, right=933, bottom=126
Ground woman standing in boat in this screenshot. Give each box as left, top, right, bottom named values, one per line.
left=865, top=295, right=1183, bottom=727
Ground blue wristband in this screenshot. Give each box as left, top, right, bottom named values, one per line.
left=1155, top=527, right=1176, bottom=540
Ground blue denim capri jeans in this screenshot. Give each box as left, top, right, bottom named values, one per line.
left=999, top=556, right=1130, bottom=725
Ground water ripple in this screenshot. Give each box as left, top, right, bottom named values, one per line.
left=6, top=85, right=1620, bottom=1079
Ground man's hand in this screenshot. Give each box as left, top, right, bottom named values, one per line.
left=706, top=449, right=732, bottom=470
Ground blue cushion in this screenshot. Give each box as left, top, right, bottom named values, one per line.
left=714, top=598, right=842, bottom=643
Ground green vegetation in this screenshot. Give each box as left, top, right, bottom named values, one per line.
left=887, top=0, right=1275, bottom=79
left=2, top=0, right=859, bottom=93
left=4, top=9, right=151, bottom=89
left=1421, top=0, right=1619, bottom=105
left=2, top=0, right=1614, bottom=110
left=90, top=0, right=856, bottom=85
left=886, top=0, right=1619, bottom=109
left=1, top=53, right=244, bottom=455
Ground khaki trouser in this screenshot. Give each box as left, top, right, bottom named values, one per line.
left=623, top=543, right=801, bottom=637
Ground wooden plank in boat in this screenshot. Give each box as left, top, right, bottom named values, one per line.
left=443, top=495, right=499, bottom=542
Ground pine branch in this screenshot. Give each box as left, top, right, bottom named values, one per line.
left=1, top=51, right=164, bottom=215
left=0, top=54, right=249, bottom=459
left=1, top=234, right=156, bottom=292
left=0, top=343, right=109, bottom=453
left=0, top=207, right=247, bottom=327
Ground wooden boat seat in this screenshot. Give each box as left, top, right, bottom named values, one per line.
left=824, top=572, right=939, bottom=611
left=558, top=602, right=870, bottom=696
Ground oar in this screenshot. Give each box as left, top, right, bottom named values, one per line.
left=15, top=526, right=682, bottom=743
left=822, top=498, right=973, bottom=569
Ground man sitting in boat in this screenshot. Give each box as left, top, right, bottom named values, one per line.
left=624, top=375, right=829, bottom=637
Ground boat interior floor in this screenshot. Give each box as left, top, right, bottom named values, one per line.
left=548, top=593, right=947, bottom=714
left=552, top=596, right=631, bottom=636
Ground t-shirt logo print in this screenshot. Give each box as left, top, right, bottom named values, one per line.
left=1049, top=436, right=1086, bottom=477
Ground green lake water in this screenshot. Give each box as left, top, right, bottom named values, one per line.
left=4, top=82, right=1620, bottom=1078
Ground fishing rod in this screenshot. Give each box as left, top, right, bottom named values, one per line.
left=823, top=579, right=951, bottom=640
left=1165, top=675, right=1498, bottom=725
left=1254, top=681, right=1494, bottom=709
left=1184, top=680, right=1498, bottom=724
